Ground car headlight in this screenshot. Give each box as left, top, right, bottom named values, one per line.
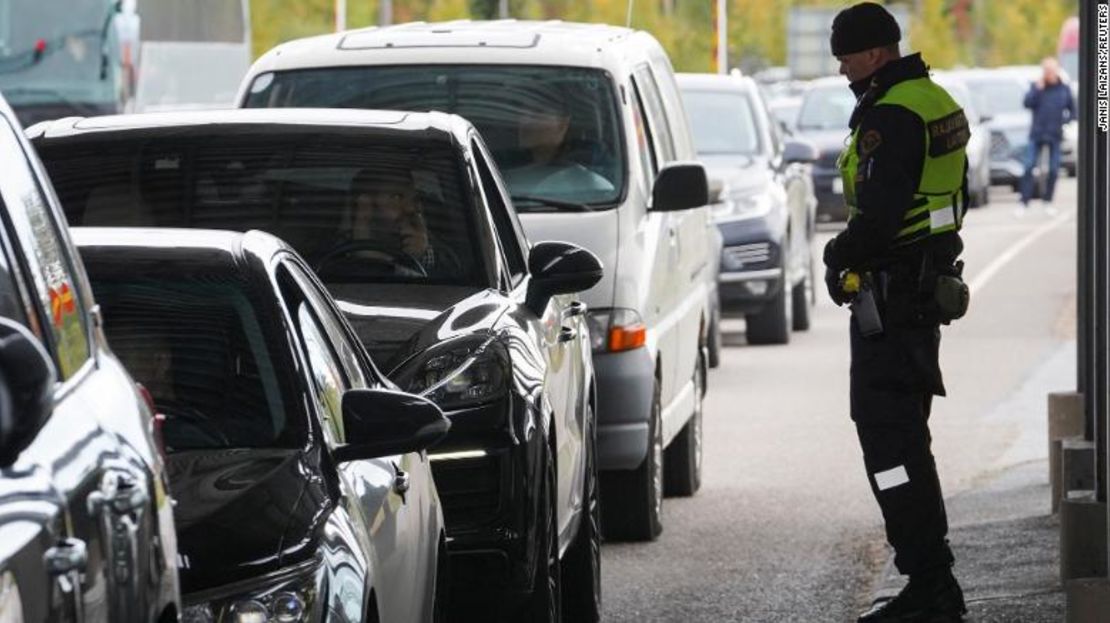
left=712, top=190, right=775, bottom=223
left=586, top=308, right=646, bottom=353
left=391, top=335, right=509, bottom=410
left=181, top=562, right=321, bottom=623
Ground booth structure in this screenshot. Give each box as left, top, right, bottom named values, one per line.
left=1059, top=1, right=1110, bottom=618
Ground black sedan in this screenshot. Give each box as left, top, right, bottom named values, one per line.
left=32, top=108, right=605, bottom=622
left=75, top=227, right=451, bottom=622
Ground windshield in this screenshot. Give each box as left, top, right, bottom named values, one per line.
left=38, top=132, right=486, bottom=287
left=245, top=65, right=626, bottom=209
left=797, top=86, right=856, bottom=131
left=682, top=89, right=761, bottom=156
left=962, top=77, right=1026, bottom=116
left=0, top=0, right=117, bottom=116
left=92, top=278, right=303, bottom=451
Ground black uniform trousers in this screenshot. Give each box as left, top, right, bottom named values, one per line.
left=849, top=303, right=954, bottom=577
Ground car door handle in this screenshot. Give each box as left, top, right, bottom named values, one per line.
left=563, top=301, right=587, bottom=318
left=88, top=471, right=148, bottom=515
left=44, top=538, right=87, bottom=576
left=558, top=326, right=578, bottom=343
left=392, top=465, right=411, bottom=498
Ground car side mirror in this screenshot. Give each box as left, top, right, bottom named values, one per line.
left=651, top=161, right=709, bottom=212
left=783, top=139, right=819, bottom=164
left=0, top=318, right=56, bottom=467
left=525, top=241, right=603, bottom=315
left=334, top=388, right=450, bottom=463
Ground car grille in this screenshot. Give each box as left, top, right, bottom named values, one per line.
left=431, top=453, right=504, bottom=529
left=722, top=243, right=776, bottom=271
left=989, top=130, right=1010, bottom=159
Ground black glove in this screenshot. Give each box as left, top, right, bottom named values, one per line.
left=825, top=266, right=851, bottom=306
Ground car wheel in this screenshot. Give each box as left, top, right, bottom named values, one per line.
left=664, top=351, right=704, bottom=497
left=600, top=377, right=663, bottom=541
left=745, top=271, right=791, bottom=345
left=522, top=438, right=561, bottom=622
left=707, top=308, right=723, bottom=369
left=791, top=261, right=813, bottom=332
left=561, top=403, right=601, bottom=622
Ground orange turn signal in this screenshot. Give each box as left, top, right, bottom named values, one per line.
left=608, top=324, right=647, bottom=352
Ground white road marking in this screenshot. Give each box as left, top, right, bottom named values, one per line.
left=967, top=209, right=1074, bottom=293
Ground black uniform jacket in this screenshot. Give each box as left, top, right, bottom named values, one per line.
left=823, top=53, right=964, bottom=277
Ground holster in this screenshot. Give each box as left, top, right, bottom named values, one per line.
left=916, top=255, right=970, bottom=325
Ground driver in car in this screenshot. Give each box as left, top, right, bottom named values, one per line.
left=347, top=169, right=436, bottom=274
left=502, top=91, right=614, bottom=196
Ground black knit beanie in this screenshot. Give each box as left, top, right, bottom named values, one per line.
left=829, top=2, right=901, bottom=56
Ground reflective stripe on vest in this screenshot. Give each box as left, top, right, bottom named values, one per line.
left=838, top=77, right=970, bottom=247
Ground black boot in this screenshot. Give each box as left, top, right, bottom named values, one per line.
left=858, top=568, right=967, bottom=622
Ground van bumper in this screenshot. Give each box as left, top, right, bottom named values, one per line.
left=594, top=346, right=655, bottom=471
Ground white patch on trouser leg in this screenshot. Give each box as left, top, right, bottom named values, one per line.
left=874, top=465, right=910, bottom=491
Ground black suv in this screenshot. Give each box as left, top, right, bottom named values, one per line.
left=0, top=95, right=180, bottom=621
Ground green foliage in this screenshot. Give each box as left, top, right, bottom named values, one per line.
left=248, top=0, right=1077, bottom=73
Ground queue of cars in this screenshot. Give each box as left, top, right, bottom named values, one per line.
left=0, top=19, right=750, bottom=623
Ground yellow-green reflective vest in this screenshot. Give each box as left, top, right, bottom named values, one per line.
left=837, top=77, right=970, bottom=247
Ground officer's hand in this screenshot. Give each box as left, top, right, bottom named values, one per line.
left=825, top=266, right=851, bottom=306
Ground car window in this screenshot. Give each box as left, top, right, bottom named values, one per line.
left=471, top=139, right=527, bottom=287
left=245, top=65, right=626, bottom=211
left=282, top=260, right=369, bottom=389
left=797, top=86, right=857, bottom=131
left=0, top=117, right=89, bottom=379
left=0, top=235, right=28, bottom=326
left=39, top=132, right=486, bottom=288
left=682, top=89, right=762, bottom=156
left=629, top=83, right=658, bottom=183
left=295, top=300, right=350, bottom=446
left=92, top=277, right=300, bottom=451
left=632, top=66, right=676, bottom=165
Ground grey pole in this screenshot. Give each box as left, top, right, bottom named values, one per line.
left=380, top=0, right=392, bottom=26
left=498, top=0, right=509, bottom=18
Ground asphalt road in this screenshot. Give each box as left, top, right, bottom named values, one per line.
left=600, top=179, right=1079, bottom=622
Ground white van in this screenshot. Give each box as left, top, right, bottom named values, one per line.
left=237, top=20, right=713, bottom=541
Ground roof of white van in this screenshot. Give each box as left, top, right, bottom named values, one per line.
left=675, top=72, right=757, bottom=92
left=251, top=20, right=650, bottom=74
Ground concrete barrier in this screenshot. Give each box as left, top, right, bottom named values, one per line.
left=1066, top=578, right=1110, bottom=623
left=1060, top=490, right=1108, bottom=581
left=1050, top=392, right=1086, bottom=513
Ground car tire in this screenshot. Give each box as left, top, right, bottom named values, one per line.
left=600, top=377, right=663, bottom=542
left=746, top=272, right=791, bottom=345
left=707, top=308, right=722, bottom=369
left=791, top=260, right=813, bottom=332
left=561, top=402, right=601, bottom=622
left=521, top=438, right=561, bottom=622
left=664, top=351, right=704, bottom=497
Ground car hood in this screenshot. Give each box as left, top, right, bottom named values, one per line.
left=165, top=448, right=330, bottom=594
left=986, top=112, right=1030, bottom=132
left=699, top=154, right=775, bottom=197
left=326, top=283, right=508, bottom=370
left=792, top=128, right=847, bottom=157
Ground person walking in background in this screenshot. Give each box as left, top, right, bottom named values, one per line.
left=1018, top=57, right=1076, bottom=216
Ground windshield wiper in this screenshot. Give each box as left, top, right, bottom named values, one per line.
left=510, top=194, right=595, bottom=212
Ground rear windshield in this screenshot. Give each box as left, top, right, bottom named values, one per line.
left=91, top=276, right=302, bottom=452
left=244, top=65, right=626, bottom=211
left=38, top=132, right=485, bottom=286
